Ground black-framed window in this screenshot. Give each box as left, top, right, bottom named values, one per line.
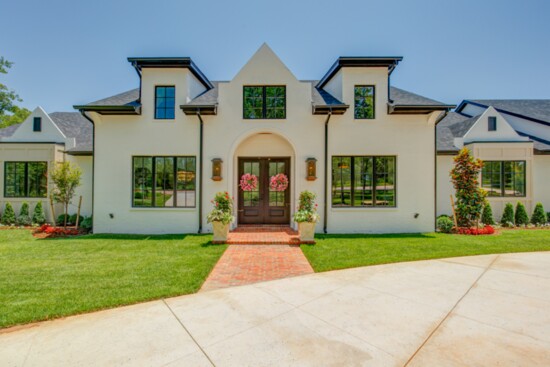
left=243, top=86, right=286, bottom=119
left=332, top=156, right=396, bottom=207
left=155, top=86, right=175, bottom=119
left=4, top=162, right=47, bottom=198
left=354, top=85, right=375, bottom=119
left=481, top=161, right=526, bottom=197
left=33, top=117, right=42, bottom=132
left=488, top=116, right=497, bottom=131
left=132, top=156, right=196, bottom=208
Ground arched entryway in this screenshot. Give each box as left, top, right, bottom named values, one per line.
left=232, top=131, right=295, bottom=226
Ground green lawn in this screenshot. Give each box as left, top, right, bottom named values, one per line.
left=302, top=230, right=550, bottom=272
left=0, top=230, right=225, bottom=329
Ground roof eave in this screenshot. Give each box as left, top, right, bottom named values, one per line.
left=128, top=57, right=214, bottom=90
left=65, top=150, right=93, bottom=156
left=312, top=104, right=349, bottom=115
left=180, top=104, right=217, bottom=116
left=317, top=57, right=403, bottom=89
left=73, top=105, right=142, bottom=115
left=388, top=104, right=456, bottom=115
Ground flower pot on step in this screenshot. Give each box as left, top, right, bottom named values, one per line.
left=212, top=221, right=230, bottom=242
left=298, top=222, right=316, bottom=243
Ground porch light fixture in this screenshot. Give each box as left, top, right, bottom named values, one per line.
left=211, top=158, right=223, bottom=181
left=306, top=158, right=317, bottom=181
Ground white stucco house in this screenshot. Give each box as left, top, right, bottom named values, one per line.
left=0, top=107, right=93, bottom=221
left=437, top=100, right=550, bottom=219
left=70, top=44, right=454, bottom=234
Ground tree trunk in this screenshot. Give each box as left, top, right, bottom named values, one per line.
left=64, top=202, right=68, bottom=229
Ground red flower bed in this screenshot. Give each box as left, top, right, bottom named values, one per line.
left=35, top=224, right=80, bottom=237
left=455, top=225, right=495, bottom=235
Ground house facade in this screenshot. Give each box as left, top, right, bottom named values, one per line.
left=0, top=107, right=93, bottom=221
left=74, top=44, right=453, bottom=234
left=437, top=101, right=550, bottom=219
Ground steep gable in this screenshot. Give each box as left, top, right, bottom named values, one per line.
left=462, top=106, right=529, bottom=144
left=4, top=106, right=66, bottom=143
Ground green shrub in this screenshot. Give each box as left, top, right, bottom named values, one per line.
left=2, top=203, right=16, bottom=225
left=57, top=214, right=71, bottom=226
left=70, top=214, right=84, bottom=226
left=16, top=214, right=32, bottom=226
left=436, top=216, right=454, bottom=233
left=19, top=202, right=29, bottom=217
left=81, top=216, right=93, bottom=231
left=531, top=203, right=548, bottom=226
left=481, top=202, right=495, bottom=225
left=501, top=203, right=515, bottom=227
left=515, top=202, right=529, bottom=226
left=32, top=202, right=46, bottom=225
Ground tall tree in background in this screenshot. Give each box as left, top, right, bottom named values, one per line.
left=0, top=56, right=31, bottom=128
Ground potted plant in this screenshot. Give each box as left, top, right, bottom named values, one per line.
left=207, top=192, right=234, bottom=243
left=293, top=190, right=319, bottom=243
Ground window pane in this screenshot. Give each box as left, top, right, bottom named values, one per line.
left=481, top=161, right=502, bottom=197
left=332, top=157, right=351, bottom=206
left=243, top=161, right=260, bottom=207
left=353, top=157, right=373, bottom=206
left=374, top=157, right=395, bottom=206
left=354, top=86, right=375, bottom=119
left=268, top=161, right=285, bottom=207
left=266, top=86, right=285, bottom=119
left=166, top=87, right=175, bottom=97
left=4, top=162, right=16, bottom=197
left=133, top=157, right=153, bottom=207
left=28, top=162, right=47, bottom=197
left=243, top=87, right=264, bottom=119
left=155, top=86, right=175, bottom=119
left=176, top=157, right=196, bottom=207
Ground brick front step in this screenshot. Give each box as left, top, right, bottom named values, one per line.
left=214, top=225, right=313, bottom=245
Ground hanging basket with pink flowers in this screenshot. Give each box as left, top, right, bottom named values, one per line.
left=239, top=173, right=258, bottom=191
left=269, top=173, right=289, bottom=192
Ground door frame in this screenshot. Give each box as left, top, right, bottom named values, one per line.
left=237, top=156, right=291, bottom=225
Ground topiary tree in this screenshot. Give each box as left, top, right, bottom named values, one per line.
left=531, top=203, right=548, bottom=226
left=501, top=203, right=515, bottom=227
left=2, top=202, right=16, bottom=225
left=481, top=202, right=495, bottom=225
left=50, top=162, right=82, bottom=228
left=32, top=201, right=46, bottom=225
left=515, top=202, right=529, bottom=226
left=450, top=148, right=487, bottom=227
left=16, top=202, right=32, bottom=226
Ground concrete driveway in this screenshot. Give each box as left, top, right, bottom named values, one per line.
left=2, top=252, right=550, bottom=366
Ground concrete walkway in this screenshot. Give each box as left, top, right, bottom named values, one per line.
left=2, top=252, right=550, bottom=366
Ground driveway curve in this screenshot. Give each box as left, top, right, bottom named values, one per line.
left=2, top=252, right=550, bottom=366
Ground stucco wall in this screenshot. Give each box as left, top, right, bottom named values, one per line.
left=533, top=155, right=550, bottom=211
left=436, top=155, right=454, bottom=217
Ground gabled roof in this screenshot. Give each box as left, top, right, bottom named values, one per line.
left=74, top=88, right=141, bottom=115
left=49, top=112, right=93, bottom=154
left=0, top=123, right=22, bottom=138
left=457, top=99, right=550, bottom=126
left=388, top=87, right=455, bottom=114
left=181, top=82, right=219, bottom=115
left=436, top=111, right=550, bottom=153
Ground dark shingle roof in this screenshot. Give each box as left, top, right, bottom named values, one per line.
left=186, top=82, right=219, bottom=106
left=467, top=100, right=550, bottom=123
left=49, top=112, right=93, bottom=153
left=85, top=88, right=140, bottom=107
left=437, top=112, right=477, bottom=152
left=0, top=123, right=22, bottom=138
left=389, top=87, right=449, bottom=106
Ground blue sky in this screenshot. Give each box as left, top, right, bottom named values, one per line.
left=1, top=0, right=549, bottom=112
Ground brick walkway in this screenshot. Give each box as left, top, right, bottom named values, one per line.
left=224, top=225, right=302, bottom=245
left=200, top=244, right=314, bottom=291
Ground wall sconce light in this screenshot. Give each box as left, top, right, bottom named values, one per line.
left=211, top=158, right=223, bottom=181
left=306, top=158, right=317, bottom=181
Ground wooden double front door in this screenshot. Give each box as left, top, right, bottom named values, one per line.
left=238, top=157, right=290, bottom=224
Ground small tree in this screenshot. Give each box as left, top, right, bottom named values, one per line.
left=32, top=201, right=46, bottom=225
left=50, top=162, right=82, bottom=228
left=515, top=202, right=529, bottom=226
left=16, top=202, right=32, bottom=226
left=450, top=148, right=487, bottom=227
left=501, top=203, right=515, bottom=227
left=481, top=202, right=495, bottom=225
left=531, top=203, right=547, bottom=226
left=2, top=202, right=16, bottom=225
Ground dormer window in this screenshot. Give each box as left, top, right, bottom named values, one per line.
left=243, top=86, right=286, bottom=119
left=488, top=116, right=497, bottom=131
left=155, top=86, right=175, bottom=119
left=33, top=117, right=41, bottom=132
left=354, top=86, right=375, bottom=119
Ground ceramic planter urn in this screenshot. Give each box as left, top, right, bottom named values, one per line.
left=298, top=222, right=316, bottom=242
left=212, top=221, right=230, bottom=242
